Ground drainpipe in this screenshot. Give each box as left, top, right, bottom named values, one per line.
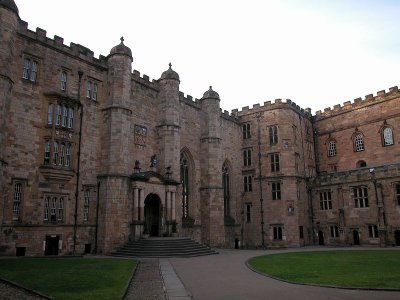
left=73, top=71, right=83, bottom=254
left=94, top=180, right=100, bottom=253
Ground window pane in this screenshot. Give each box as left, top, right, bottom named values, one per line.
left=47, top=104, right=53, bottom=125
left=383, top=127, right=393, bottom=146
left=86, top=81, right=92, bottom=98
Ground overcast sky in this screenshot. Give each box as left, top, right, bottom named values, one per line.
left=15, top=0, right=400, bottom=113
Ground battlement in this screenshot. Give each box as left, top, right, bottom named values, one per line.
left=131, top=70, right=158, bottom=90
left=18, top=20, right=108, bottom=66
left=179, top=91, right=200, bottom=107
left=231, top=98, right=312, bottom=118
left=314, top=85, right=400, bottom=119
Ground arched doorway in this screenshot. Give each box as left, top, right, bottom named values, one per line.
left=353, top=230, right=360, bottom=245
left=394, top=230, right=400, bottom=246
left=144, top=194, right=161, bottom=237
left=318, top=230, right=324, bottom=245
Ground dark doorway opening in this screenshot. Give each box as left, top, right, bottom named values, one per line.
left=45, top=235, right=59, bottom=255
left=235, top=238, right=239, bottom=249
left=318, top=230, right=324, bottom=245
left=394, top=230, right=400, bottom=246
left=353, top=230, right=360, bottom=245
left=84, top=244, right=91, bottom=254
left=145, top=194, right=160, bottom=237
left=16, top=247, right=26, bottom=256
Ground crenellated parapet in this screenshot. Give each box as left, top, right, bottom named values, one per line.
left=18, top=20, right=108, bottom=67
left=179, top=91, right=200, bottom=109
left=231, top=98, right=312, bottom=119
left=132, top=70, right=158, bottom=90
left=314, top=86, right=399, bottom=120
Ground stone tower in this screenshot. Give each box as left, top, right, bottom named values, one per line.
left=199, top=87, right=224, bottom=246
left=0, top=0, right=19, bottom=225
left=157, top=64, right=181, bottom=181
left=97, top=38, right=133, bottom=252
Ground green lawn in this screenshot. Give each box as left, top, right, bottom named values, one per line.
left=248, top=250, right=400, bottom=289
left=0, top=257, right=137, bottom=300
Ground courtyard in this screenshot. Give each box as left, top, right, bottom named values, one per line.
left=0, top=247, right=399, bottom=299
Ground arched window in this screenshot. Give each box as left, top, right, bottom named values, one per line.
left=180, top=153, right=189, bottom=218
left=356, top=160, right=367, bottom=168
left=353, top=133, right=364, bottom=152
left=222, top=163, right=230, bottom=217
left=382, top=127, right=394, bottom=146
left=327, top=140, right=337, bottom=157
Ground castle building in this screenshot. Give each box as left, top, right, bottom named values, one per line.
left=1, top=0, right=399, bottom=256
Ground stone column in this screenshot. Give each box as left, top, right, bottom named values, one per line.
left=133, top=188, right=138, bottom=221
left=166, top=191, right=171, bottom=221
left=139, top=189, right=145, bottom=221
left=171, top=192, right=176, bottom=220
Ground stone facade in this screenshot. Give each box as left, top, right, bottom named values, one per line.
left=0, top=1, right=399, bottom=256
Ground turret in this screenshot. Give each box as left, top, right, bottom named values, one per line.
left=199, top=86, right=224, bottom=246
left=199, top=86, right=222, bottom=185
left=157, top=64, right=181, bottom=181
left=102, top=37, right=133, bottom=174
left=106, top=37, right=132, bottom=107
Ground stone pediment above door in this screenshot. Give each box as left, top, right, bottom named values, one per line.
left=131, top=171, right=179, bottom=185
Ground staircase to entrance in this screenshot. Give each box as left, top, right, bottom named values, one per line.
left=110, top=237, right=218, bottom=258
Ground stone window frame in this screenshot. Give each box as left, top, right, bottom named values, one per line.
left=242, top=123, right=251, bottom=139
left=44, top=140, right=72, bottom=168
left=272, top=225, right=283, bottom=240
left=270, top=153, right=280, bottom=172
left=86, top=79, right=99, bottom=101
left=368, top=225, right=379, bottom=238
left=49, top=103, right=74, bottom=129
left=271, top=181, right=281, bottom=200
left=380, top=125, right=394, bottom=147
left=222, top=161, right=231, bottom=217
left=394, top=182, right=400, bottom=206
left=327, top=139, right=337, bottom=157
left=243, top=175, right=253, bottom=193
left=44, top=195, right=65, bottom=223
left=245, top=203, right=251, bottom=223
left=243, top=148, right=252, bottom=167
left=319, top=190, right=332, bottom=210
left=330, top=225, right=339, bottom=238
left=268, top=125, right=279, bottom=145
left=44, top=97, right=76, bottom=169
left=60, top=70, right=68, bottom=91
left=352, top=186, right=369, bottom=208
left=352, top=131, right=365, bottom=152
left=22, top=56, right=39, bottom=83
left=83, top=190, right=90, bottom=222
left=180, top=152, right=190, bottom=218
left=12, top=182, right=23, bottom=221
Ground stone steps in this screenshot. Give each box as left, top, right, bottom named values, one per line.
left=110, top=237, right=218, bottom=258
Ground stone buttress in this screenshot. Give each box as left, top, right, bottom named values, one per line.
left=0, top=0, right=19, bottom=225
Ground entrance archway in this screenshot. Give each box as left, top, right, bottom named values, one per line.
left=353, top=230, right=360, bottom=245
left=395, top=230, right=400, bottom=246
left=144, top=194, right=161, bottom=237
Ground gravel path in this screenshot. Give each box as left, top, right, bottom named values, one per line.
left=124, top=259, right=166, bottom=300
left=0, top=280, right=49, bottom=300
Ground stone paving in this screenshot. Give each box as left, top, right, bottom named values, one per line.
left=124, top=259, right=167, bottom=300
left=0, top=280, right=49, bottom=300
